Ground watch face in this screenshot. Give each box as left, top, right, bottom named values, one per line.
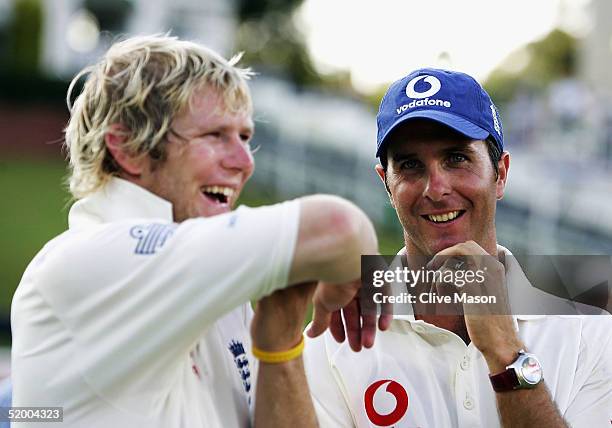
left=520, top=356, right=543, bottom=384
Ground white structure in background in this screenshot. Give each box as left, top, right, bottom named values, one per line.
left=40, top=0, right=236, bottom=77
left=582, top=0, right=612, bottom=99
left=249, top=76, right=388, bottom=224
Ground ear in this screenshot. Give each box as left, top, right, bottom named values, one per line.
left=104, top=124, right=148, bottom=176
left=375, top=164, right=395, bottom=208
left=495, top=151, right=510, bottom=200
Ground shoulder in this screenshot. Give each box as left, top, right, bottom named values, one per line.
left=38, top=221, right=159, bottom=270
left=16, top=220, right=174, bottom=300
left=574, top=315, right=612, bottom=359
left=530, top=314, right=612, bottom=341
left=520, top=315, right=612, bottom=367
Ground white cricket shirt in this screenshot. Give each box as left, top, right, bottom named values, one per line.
left=11, top=178, right=300, bottom=427
left=304, top=247, right=612, bottom=427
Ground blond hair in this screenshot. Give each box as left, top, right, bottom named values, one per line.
left=64, top=34, right=254, bottom=199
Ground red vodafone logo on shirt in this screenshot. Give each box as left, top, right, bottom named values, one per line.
left=364, top=379, right=409, bottom=426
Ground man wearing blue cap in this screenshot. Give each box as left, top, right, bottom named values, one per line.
left=302, top=68, right=612, bottom=427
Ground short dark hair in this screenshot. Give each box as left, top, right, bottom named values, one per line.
left=484, top=136, right=502, bottom=180
left=380, top=135, right=502, bottom=181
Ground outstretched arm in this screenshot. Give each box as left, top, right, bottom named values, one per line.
left=253, top=195, right=381, bottom=427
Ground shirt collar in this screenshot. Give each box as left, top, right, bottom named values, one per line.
left=68, top=177, right=174, bottom=229
left=391, top=245, right=545, bottom=330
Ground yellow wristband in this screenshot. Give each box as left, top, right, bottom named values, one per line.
left=252, top=336, right=305, bottom=363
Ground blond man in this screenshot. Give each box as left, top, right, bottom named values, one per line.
left=11, top=35, right=383, bottom=427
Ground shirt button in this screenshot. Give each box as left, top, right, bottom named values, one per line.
left=460, top=356, right=470, bottom=370
left=463, top=396, right=474, bottom=410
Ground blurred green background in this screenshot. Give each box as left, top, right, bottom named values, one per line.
left=0, top=159, right=69, bottom=315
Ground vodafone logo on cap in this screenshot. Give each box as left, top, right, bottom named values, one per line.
left=364, top=379, right=409, bottom=426
left=405, top=75, right=441, bottom=99
left=396, top=74, right=451, bottom=115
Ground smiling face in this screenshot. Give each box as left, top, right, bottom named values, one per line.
left=139, top=86, right=255, bottom=221
left=376, top=120, right=509, bottom=257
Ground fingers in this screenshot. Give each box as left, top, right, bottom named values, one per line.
left=306, top=300, right=332, bottom=339
left=360, top=312, right=377, bottom=349
left=347, top=299, right=391, bottom=349
left=307, top=280, right=393, bottom=349
left=329, top=310, right=346, bottom=343
left=428, top=253, right=466, bottom=272
left=427, top=241, right=486, bottom=271
left=343, top=299, right=362, bottom=352
left=378, top=312, right=393, bottom=331
left=376, top=278, right=394, bottom=331
left=427, top=246, right=461, bottom=271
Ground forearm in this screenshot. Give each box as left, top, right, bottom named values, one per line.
left=485, top=344, right=567, bottom=427
left=254, top=357, right=318, bottom=428
left=495, top=384, right=567, bottom=427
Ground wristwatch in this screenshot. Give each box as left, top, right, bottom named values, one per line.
left=489, top=349, right=543, bottom=392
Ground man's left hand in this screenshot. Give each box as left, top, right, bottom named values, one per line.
left=428, top=241, right=524, bottom=371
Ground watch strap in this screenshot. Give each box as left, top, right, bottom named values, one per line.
left=489, top=368, right=520, bottom=392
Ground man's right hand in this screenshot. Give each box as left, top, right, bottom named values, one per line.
left=253, top=279, right=392, bottom=354
left=307, top=280, right=392, bottom=351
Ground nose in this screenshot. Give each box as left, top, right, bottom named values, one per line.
left=423, top=165, right=452, bottom=202
left=222, top=134, right=254, bottom=174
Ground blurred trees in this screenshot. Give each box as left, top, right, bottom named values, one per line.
left=235, top=0, right=322, bottom=87
left=237, top=0, right=302, bottom=21
left=235, top=0, right=354, bottom=93
left=0, top=0, right=66, bottom=105
left=485, top=29, right=578, bottom=104
left=6, top=0, right=43, bottom=75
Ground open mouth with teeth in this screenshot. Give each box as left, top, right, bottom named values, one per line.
left=422, top=210, right=466, bottom=224
left=201, top=185, right=235, bottom=205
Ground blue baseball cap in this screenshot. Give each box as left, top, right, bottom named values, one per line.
left=376, top=68, right=503, bottom=158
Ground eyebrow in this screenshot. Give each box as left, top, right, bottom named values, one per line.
left=191, top=123, right=255, bottom=137
left=442, top=143, right=478, bottom=155
left=391, top=141, right=479, bottom=161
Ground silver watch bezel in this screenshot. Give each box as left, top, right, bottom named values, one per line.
left=507, top=349, right=543, bottom=389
